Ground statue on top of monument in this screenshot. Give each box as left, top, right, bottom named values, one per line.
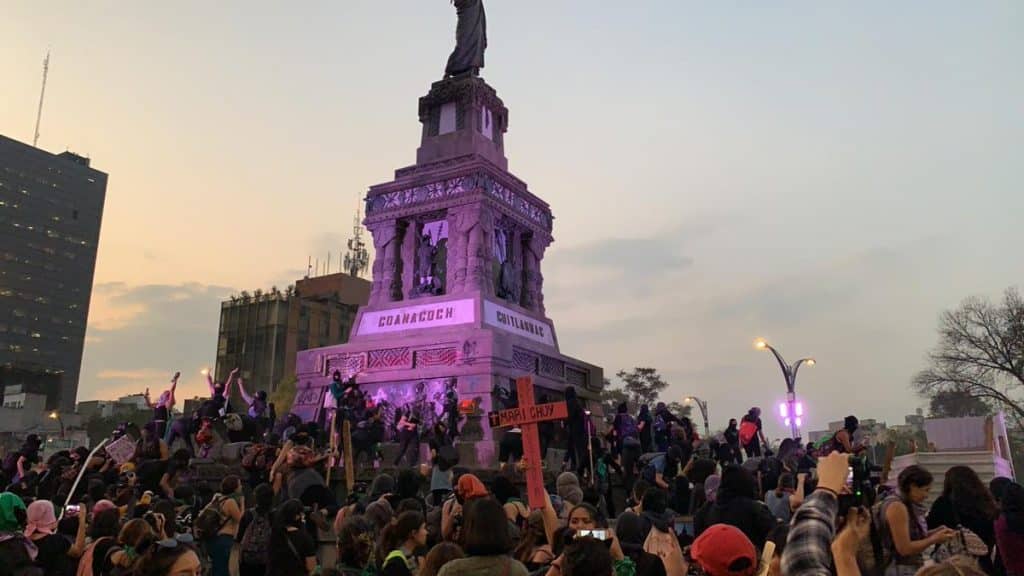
left=446, top=0, right=487, bottom=78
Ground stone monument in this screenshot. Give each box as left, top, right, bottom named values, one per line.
left=293, top=4, right=603, bottom=467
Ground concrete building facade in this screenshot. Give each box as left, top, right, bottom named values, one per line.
left=0, top=135, right=107, bottom=411
left=214, top=273, right=370, bottom=394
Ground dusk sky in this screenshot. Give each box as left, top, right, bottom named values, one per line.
left=3, top=1, right=1021, bottom=439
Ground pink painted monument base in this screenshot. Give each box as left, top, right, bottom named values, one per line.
left=293, top=75, right=603, bottom=468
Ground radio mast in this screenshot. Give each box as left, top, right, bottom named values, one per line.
left=33, top=51, right=50, bottom=148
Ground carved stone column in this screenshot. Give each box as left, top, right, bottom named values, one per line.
left=401, top=219, right=417, bottom=298
left=511, top=227, right=523, bottom=305
left=522, top=234, right=539, bottom=311
left=528, top=235, right=550, bottom=315
left=447, top=208, right=468, bottom=294
left=467, top=206, right=494, bottom=295
left=367, top=222, right=390, bottom=306
left=372, top=219, right=403, bottom=303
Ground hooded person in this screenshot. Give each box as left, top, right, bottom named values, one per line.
left=24, top=499, right=72, bottom=575
left=0, top=492, right=40, bottom=574
left=0, top=492, right=28, bottom=533
left=369, top=473, right=396, bottom=501
left=455, top=474, right=488, bottom=502
left=614, top=511, right=667, bottom=576
left=556, top=472, right=584, bottom=510
left=638, top=489, right=686, bottom=576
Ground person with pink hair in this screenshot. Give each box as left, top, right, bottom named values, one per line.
left=25, top=499, right=75, bottom=575
left=145, top=371, right=179, bottom=440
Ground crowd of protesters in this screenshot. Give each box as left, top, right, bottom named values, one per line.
left=2, top=371, right=1023, bottom=576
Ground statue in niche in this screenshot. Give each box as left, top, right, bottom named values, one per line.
left=446, top=0, right=487, bottom=78
left=433, top=236, right=448, bottom=294
left=414, top=220, right=449, bottom=297
left=493, top=227, right=519, bottom=302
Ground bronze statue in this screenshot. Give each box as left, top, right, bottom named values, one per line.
left=446, top=0, right=487, bottom=77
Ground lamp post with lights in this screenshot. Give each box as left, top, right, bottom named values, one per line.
left=753, top=338, right=815, bottom=440
left=684, top=396, right=710, bottom=438
left=49, top=411, right=65, bottom=439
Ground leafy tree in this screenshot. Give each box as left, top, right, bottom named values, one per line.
left=914, top=288, right=1024, bottom=425
left=271, top=374, right=297, bottom=416
left=928, top=389, right=992, bottom=418
left=615, top=368, right=669, bottom=411
left=666, top=401, right=693, bottom=420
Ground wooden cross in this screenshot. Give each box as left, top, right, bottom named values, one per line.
left=488, top=376, right=568, bottom=509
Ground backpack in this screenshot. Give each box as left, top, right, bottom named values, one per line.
left=639, top=453, right=663, bottom=484
left=616, top=414, right=639, bottom=440
left=240, top=513, right=272, bottom=565
left=738, top=420, right=758, bottom=446
left=193, top=496, right=228, bottom=540
left=0, top=533, right=43, bottom=576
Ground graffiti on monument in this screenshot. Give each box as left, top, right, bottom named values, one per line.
left=367, top=378, right=449, bottom=440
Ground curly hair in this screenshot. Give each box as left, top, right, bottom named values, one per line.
left=337, top=516, right=375, bottom=570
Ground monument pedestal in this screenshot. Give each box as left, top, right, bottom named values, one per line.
left=294, top=76, right=603, bottom=468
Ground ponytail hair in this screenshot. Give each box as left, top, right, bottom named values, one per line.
left=376, top=511, right=424, bottom=566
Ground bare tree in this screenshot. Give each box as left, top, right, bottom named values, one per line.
left=914, top=287, right=1024, bottom=425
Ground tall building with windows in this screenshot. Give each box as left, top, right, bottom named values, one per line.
left=214, top=273, right=370, bottom=394
left=0, top=135, right=107, bottom=412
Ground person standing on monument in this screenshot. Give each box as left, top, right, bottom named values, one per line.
left=613, top=402, right=642, bottom=495
left=394, top=406, right=421, bottom=467
left=144, top=371, right=178, bottom=440
left=563, top=387, right=588, bottom=477
left=442, top=378, right=461, bottom=443
left=739, top=408, right=767, bottom=459
left=637, top=404, right=654, bottom=454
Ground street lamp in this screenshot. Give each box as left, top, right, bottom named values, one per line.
left=684, top=396, right=710, bottom=438
left=49, top=411, right=65, bottom=439
left=753, top=338, right=815, bottom=440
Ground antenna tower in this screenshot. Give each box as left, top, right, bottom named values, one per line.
left=344, top=206, right=370, bottom=278
left=33, top=50, right=50, bottom=148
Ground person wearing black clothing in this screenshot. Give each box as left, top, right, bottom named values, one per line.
left=442, top=378, right=461, bottom=442
left=927, top=466, right=998, bottom=572
left=615, top=511, right=668, bottom=576
left=637, top=404, right=654, bottom=453
left=564, top=387, right=588, bottom=476
left=236, top=484, right=274, bottom=576
left=613, top=403, right=642, bottom=494
left=694, top=464, right=778, bottom=549
left=723, top=419, right=741, bottom=463
left=268, top=499, right=318, bottom=576
left=394, top=407, right=421, bottom=467
left=740, top=408, right=766, bottom=458
left=145, top=372, right=178, bottom=440
left=353, top=409, right=385, bottom=466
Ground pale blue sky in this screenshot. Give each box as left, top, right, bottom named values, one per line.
left=2, top=1, right=1021, bottom=438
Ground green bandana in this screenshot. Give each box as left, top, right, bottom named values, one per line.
left=0, top=492, right=27, bottom=532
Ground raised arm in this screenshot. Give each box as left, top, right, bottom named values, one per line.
left=541, top=486, right=559, bottom=550
left=207, top=370, right=216, bottom=396
left=237, top=376, right=254, bottom=405
left=144, top=388, right=155, bottom=409
left=223, top=367, right=239, bottom=394
left=168, top=372, right=179, bottom=409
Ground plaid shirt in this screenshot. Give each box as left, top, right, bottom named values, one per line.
left=781, top=490, right=838, bottom=576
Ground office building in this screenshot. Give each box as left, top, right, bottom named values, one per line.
left=0, top=135, right=107, bottom=411
left=214, top=272, right=370, bottom=394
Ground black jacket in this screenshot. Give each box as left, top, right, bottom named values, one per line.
left=694, top=495, right=778, bottom=549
